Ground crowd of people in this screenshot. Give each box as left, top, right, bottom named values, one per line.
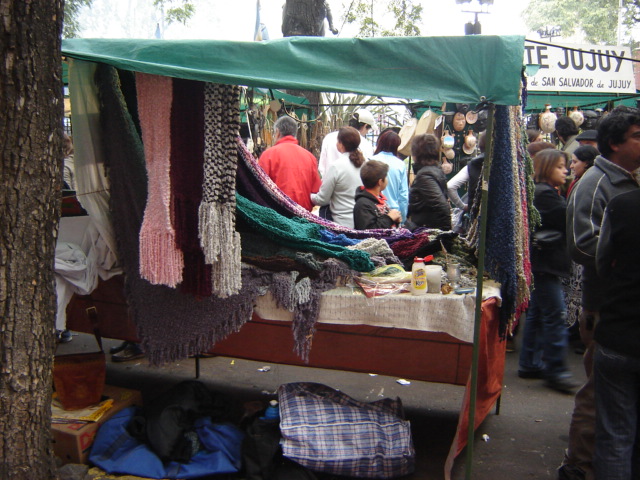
left=259, top=108, right=462, bottom=232
left=256, top=105, right=640, bottom=480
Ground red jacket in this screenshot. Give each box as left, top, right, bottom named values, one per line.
left=258, top=136, right=321, bottom=211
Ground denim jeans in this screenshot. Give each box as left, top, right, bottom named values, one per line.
left=519, top=272, right=570, bottom=379
left=594, top=344, right=640, bottom=480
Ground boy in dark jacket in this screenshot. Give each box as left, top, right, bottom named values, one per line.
left=353, top=160, right=402, bottom=230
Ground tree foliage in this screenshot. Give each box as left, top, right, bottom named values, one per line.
left=153, top=0, right=196, bottom=25
left=343, top=0, right=422, bottom=37
left=523, top=0, right=639, bottom=46
left=63, top=0, right=93, bottom=38
left=63, top=0, right=195, bottom=38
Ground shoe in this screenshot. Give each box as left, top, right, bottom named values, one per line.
left=111, top=343, right=144, bottom=363
left=557, top=463, right=586, bottom=480
left=545, top=376, right=580, bottom=394
left=506, top=338, right=516, bottom=353
left=518, top=369, right=544, bottom=379
left=109, top=341, right=130, bottom=355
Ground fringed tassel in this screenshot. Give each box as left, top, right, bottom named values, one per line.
left=210, top=230, right=242, bottom=298
left=139, top=231, right=185, bottom=287
left=199, top=201, right=242, bottom=297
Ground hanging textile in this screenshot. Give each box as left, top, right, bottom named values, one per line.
left=136, top=73, right=184, bottom=287
left=235, top=194, right=375, bottom=273
left=94, top=64, right=357, bottom=364
left=67, top=59, right=120, bottom=280
left=199, top=83, right=242, bottom=298
left=478, top=105, right=533, bottom=336
left=170, top=78, right=212, bottom=297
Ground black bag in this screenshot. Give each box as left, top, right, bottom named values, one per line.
left=532, top=229, right=563, bottom=249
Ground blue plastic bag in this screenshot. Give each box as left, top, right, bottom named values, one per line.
left=90, top=406, right=244, bottom=479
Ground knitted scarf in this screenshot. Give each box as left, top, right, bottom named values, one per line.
left=198, top=83, right=242, bottom=298
left=169, top=78, right=211, bottom=297
left=97, top=66, right=352, bottom=364
left=483, top=105, right=522, bottom=337
left=136, top=73, right=184, bottom=287
left=511, top=108, right=533, bottom=324
left=236, top=193, right=375, bottom=272
left=236, top=138, right=413, bottom=242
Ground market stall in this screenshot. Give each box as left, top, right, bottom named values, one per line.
left=60, top=35, right=529, bottom=479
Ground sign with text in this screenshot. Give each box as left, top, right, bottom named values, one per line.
left=524, top=41, right=636, bottom=94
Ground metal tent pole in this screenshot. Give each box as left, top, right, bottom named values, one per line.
left=464, top=103, right=496, bottom=480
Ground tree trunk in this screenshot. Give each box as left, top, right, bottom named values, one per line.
left=0, top=1, right=64, bottom=478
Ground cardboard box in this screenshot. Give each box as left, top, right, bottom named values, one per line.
left=51, top=384, right=143, bottom=465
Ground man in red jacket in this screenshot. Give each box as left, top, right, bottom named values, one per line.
left=259, top=115, right=321, bottom=211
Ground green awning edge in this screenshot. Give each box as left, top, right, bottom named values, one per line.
left=62, top=35, right=526, bottom=106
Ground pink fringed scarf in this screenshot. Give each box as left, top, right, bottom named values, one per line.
left=136, top=73, right=184, bottom=287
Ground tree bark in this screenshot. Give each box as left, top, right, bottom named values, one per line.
left=0, top=1, right=64, bottom=478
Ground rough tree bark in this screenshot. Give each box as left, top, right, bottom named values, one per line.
left=0, top=1, right=64, bottom=478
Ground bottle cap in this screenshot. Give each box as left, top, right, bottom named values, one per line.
left=413, top=257, right=424, bottom=263
left=424, top=255, right=434, bottom=262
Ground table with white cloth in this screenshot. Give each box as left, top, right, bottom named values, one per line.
left=66, top=278, right=506, bottom=479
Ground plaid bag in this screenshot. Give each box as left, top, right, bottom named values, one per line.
left=278, top=383, right=415, bottom=479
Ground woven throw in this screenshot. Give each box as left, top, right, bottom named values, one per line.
left=136, top=73, right=184, bottom=287
left=236, top=193, right=375, bottom=272
left=199, top=83, right=242, bottom=298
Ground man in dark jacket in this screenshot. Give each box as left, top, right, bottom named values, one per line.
left=593, top=187, right=640, bottom=478
left=407, top=134, right=451, bottom=230
left=559, top=106, right=640, bottom=480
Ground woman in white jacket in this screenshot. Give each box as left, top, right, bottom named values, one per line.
left=311, top=126, right=365, bottom=228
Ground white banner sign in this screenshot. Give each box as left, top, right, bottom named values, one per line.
left=524, top=42, right=636, bottom=94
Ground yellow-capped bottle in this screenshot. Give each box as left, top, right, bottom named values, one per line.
left=411, top=257, right=427, bottom=296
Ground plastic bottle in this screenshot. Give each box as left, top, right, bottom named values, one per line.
left=261, top=399, right=280, bottom=421
left=410, top=257, right=427, bottom=295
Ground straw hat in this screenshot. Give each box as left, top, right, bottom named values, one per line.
left=398, top=117, right=418, bottom=156
left=415, top=109, right=436, bottom=135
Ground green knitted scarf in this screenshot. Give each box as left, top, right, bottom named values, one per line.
left=236, top=194, right=375, bottom=272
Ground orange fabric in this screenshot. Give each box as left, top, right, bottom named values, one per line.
left=444, top=297, right=506, bottom=478
left=258, top=136, right=321, bottom=211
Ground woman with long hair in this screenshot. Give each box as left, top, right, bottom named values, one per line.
left=311, top=126, right=365, bottom=228
left=566, top=145, right=599, bottom=198
left=406, top=134, right=451, bottom=230
left=370, top=130, right=408, bottom=223
left=519, top=149, right=578, bottom=393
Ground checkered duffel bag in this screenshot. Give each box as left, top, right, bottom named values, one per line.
left=278, top=382, right=415, bottom=479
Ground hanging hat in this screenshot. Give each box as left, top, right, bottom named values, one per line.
left=398, top=117, right=418, bottom=156
left=415, top=109, right=436, bottom=136
left=354, top=108, right=376, bottom=128
left=576, top=129, right=597, bottom=142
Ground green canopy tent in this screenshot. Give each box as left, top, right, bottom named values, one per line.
left=62, top=35, right=526, bottom=480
